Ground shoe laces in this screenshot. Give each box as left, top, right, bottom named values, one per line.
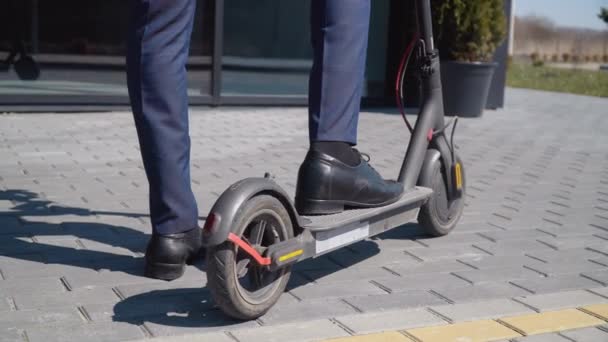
left=353, top=148, right=381, bottom=176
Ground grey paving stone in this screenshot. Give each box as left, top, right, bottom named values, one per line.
left=257, top=298, right=357, bottom=325
left=429, top=298, right=534, bottom=323
left=64, top=270, right=164, bottom=290
left=588, top=287, right=608, bottom=299
left=289, top=279, right=387, bottom=300
left=581, top=270, right=608, bottom=286
left=335, top=308, right=447, bottom=335
left=374, top=272, right=470, bottom=292
left=403, top=245, right=490, bottom=262
left=13, top=287, right=120, bottom=310
left=452, top=266, right=545, bottom=285
left=525, top=248, right=601, bottom=263
left=342, top=290, right=448, bottom=312
left=326, top=247, right=420, bottom=269
left=127, top=332, right=235, bottom=342
left=0, top=298, right=12, bottom=313
left=1, top=90, right=608, bottom=340
left=232, top=319, right=349, bottom=342
left=478, top=229, right=551, bottom=242
left=63, top=264, right=206, bottom=291
left=431, top=282, right=531, bottom=303
left=538, top=225, right=597, bottom=238
left=140, top=310, right=259, bottom=337
left=85, top=290, right=215, bottom=323
left=0, top=328, right=23, bottom=342
left=587, top=244, right=608, bottom=257
left=457, top=255, right=544, bottom=270
left=384, top=259, right=475, bottom=276
left=24, top=322, right=144, bottom=342
left=591, top=256, right=608, bottom=267
left=414, top=232, right=490, bottom=247
left=559, top=326, right=608, bottom=342
left=472, top=240, right=555, bottom=256
left=291, top=254, right=355, bottom=272
left=537, top=236, right=608, bottom=250
left=524, top=259, right=608, bottom=277
left=511, top=333, right=569, bottom=341
left=0, top=276, right=65, bottom=297
left=298, top=265, right=399, bottom=284
left=0, top=307, right=83, bottom=330
left=0, top=259, right=100, bottom=280
left=115, top=282, right=211, bottom=300
left=513, top=289, right=608, bottom=312
left=510, top=274, right=602, bottom=294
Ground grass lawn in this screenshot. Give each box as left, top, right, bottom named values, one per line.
left=507, top=63, right=608, bottom=97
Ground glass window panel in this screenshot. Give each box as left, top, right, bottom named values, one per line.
left=221, top=0, right=390, bottom=100
left=0, top=0, right=214, bottom=104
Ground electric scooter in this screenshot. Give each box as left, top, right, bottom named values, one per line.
left=202, top=0, right=466, bottom=320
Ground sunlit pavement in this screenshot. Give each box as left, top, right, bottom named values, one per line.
left=1, top=88, right=607, bottom=341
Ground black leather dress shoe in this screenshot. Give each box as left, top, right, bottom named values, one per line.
left=144, top=227, right=203, bottom=281
left=295, top=150, right=404, bottom=215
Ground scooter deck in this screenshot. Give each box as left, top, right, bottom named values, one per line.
left=299, top=186, right=433, bottom=231
left=266, top=186, right=433, bottom=268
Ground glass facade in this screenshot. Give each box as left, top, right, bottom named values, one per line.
left=222, top=0, right=312, bottom=98
left=1, top=0, right=214, bottom=106
left=1, top=0, right=507, bottom=110
left=0, top=0, right=394, bottom=109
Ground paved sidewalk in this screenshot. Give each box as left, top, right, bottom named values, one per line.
left=0, top=88, right=607, bottom=341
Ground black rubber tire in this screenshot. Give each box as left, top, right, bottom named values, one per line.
left=206, top=195, right=293, bottom=320
left=418, top=153, right=466, bottom=237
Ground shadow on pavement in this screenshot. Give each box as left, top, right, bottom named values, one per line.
left=112, top=225, right=429, bottom=328
left=0, top=189, right=429, bottom=327
left=112, top=287, right=249, bottom=328
left=0, top=189, right=200, bottom=276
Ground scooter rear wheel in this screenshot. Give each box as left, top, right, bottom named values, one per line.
left=206, top=195, right=293, bottom=320
left=418, top=153, right=466, bottom=237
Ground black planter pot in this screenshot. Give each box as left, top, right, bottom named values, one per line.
left=440, top=61, right=497, bottom=117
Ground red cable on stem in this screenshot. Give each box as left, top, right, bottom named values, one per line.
left=394, top=33, right=419, bottom=133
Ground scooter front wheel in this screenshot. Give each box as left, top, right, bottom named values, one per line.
left=418, top=152, right=466, bottom=237
left=206, top=195, right=293, bottom=320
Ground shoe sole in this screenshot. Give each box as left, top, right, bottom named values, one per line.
left=144, top=261, right=185, bottom=281
left=144, top=251, right=204, bottom=281
left=296, top=192, right=405, bottom=216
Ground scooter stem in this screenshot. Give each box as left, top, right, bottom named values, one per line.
left=397, top=0, right=446, bottom=188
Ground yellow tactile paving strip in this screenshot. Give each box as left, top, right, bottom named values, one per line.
left=498, top=309, right=605, bottom=336
left=581, top=303, right=608, bottom=321
left=327, top=332, right=412, bottom=342
left=407, top=319, right=520, bottom=342
left=325, top=304, right=608, bottom=342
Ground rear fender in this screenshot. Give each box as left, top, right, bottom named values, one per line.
left=202, top=177, right=301, bottom=247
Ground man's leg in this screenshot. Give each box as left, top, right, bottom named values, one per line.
left=295, top=0, right=403, bottom=215
left=308, top=0, right=369, bottom=147
left=127, top=0, right=201, bottom=280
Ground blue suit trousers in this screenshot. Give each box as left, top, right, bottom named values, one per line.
left=127, top=0, right=371, bottom=234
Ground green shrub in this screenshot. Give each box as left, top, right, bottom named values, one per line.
left=532, top=60, right=544, bottom=67
left=562, top=53, right=570, bottom=62
left=432, top=0, right=507, bottom=62
left=530, top=52, right=540, bottom=62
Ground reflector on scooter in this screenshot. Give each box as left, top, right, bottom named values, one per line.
left=455, top=162, right=463, bottom=189
left=203, top=213, right=221, bottom=234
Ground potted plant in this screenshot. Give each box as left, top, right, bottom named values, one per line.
left=432, top=0, right=507, bottom=117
